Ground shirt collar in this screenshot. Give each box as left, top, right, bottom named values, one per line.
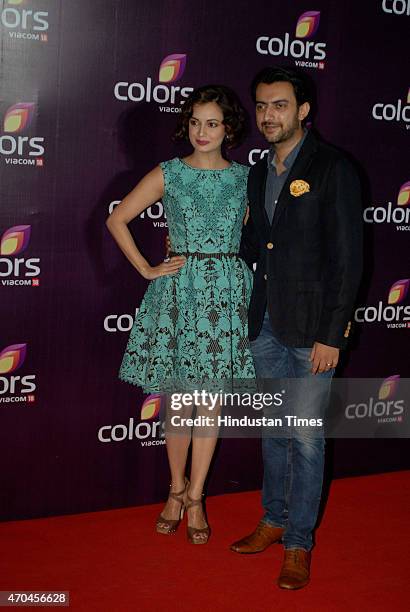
left=267, top=128, right=308, bottom=173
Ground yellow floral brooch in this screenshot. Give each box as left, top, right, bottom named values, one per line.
left=290, top=179, right=310, bottom=197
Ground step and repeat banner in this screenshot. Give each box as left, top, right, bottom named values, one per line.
left=1, top=0, right=409, bottom=520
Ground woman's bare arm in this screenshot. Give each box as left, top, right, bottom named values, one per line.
left=106, top=166, right=185, bottom=280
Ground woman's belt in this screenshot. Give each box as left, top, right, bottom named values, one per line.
left=169, top=251, right=238, bottom=259
left=169, top=251, right=238, bottom=260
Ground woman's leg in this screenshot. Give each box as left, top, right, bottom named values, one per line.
left=186, top=403, right=220, bottom=539
left=189, top=434, right=218, bottom=498
left=160, top=398, right=192, bottom=520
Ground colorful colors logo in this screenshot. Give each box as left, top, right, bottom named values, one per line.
left=397, top=181, right=410, bottom=206
left=388, top=279, right=410, bottom=304
left=256, top=11, right=326, bottom=66
left=372, top=88, right=410, bottom=124
left=378, top=375, right=400, bottom=400
left=295, top=11, right=321, bottom=38
left=158, top=54, right=187, bottom=83
left=0, top=224, right=40, bottom=283
left=0, top=225, right=31, bottom=256
left=0, top=343, right=27, bottom=374
left=345, top=375, right=404, bottom=424
left=363, top=181, right=410, bottom=227
left=2, top=1, right=49, bottom=39
left=3, top=103, right=35, bottom=134
left=141, top=394, right=162, bottom=420
left=114, top=53, right=193, bottom=106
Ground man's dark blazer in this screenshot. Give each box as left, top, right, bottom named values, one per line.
left=240, top=129, right=363, bottom=348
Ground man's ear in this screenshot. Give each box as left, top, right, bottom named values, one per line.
left=298, top=102, right=310, bottom=122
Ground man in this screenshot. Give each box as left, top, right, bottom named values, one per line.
left=231, top=66, right=363, bottom=589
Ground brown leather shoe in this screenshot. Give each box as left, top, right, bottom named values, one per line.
left=277, top=548, right=311, bottom=590
left=230, top=520, right=284, bottom=554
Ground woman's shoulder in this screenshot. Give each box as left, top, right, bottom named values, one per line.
left=231, top=161, right=250, bottom=177
left=159, top=157, right=180, bottom=171
left=158, top=158, right=184, bottom=185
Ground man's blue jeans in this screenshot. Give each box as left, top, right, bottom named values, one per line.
left=251, top=312, right=334, bottom=551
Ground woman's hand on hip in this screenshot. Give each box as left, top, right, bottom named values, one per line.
left=141, top=256, right=186, bottom=280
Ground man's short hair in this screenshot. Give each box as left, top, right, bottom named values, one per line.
left=251, top=66, right=314, bottom=108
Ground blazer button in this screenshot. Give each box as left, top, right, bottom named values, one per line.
left=266, top=242, right=274, bottom=249
left=264, top=274, right=268, bottom=280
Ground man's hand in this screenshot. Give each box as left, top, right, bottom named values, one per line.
left=309, top=342, right=339, bottom=374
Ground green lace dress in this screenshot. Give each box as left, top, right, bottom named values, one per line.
left=119, top=157, right=255, bottom=392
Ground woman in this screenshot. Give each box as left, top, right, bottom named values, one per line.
left=106, top=85, right=255, bottom=544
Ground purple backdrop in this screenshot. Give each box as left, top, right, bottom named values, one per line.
left=1, top=0, right=409, bottom=520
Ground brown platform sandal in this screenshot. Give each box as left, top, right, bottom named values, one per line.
left=156, top=478, right=189, bottom=535
left=186, top=493, right=210, bottom=545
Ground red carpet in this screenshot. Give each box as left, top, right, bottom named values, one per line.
left=1, top=471, right=409, bottom=611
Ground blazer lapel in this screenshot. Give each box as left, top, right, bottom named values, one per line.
left=270, top=130, right=318, bottom=231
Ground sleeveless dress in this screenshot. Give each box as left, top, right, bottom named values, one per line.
left=119, top=157, right=255, bottom=392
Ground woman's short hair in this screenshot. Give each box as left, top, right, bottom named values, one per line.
left=174, top=85, right=247, bottom=148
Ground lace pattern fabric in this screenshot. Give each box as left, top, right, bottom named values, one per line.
left=119, top=158, right=256, bottom=392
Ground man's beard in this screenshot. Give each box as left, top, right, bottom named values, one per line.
left=263, top=116, right=300, bottom=144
